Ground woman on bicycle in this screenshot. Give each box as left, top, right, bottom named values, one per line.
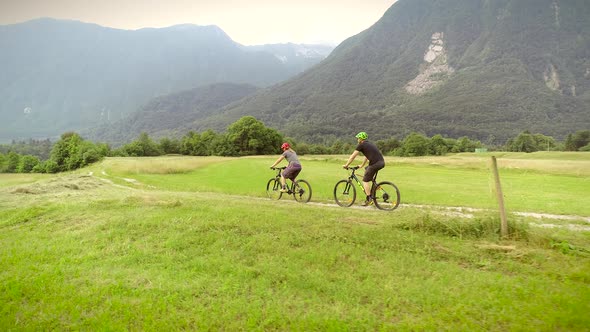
left=270, top=142, right=302, bottom=192
left=343, top=132, right=385, bottom=206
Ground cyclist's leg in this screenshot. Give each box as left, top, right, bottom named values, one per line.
left=363, top=162, right=384, bottom=201
left=370, top=169, right=379, bottom=195
left=280, top=175, right=286, bottom=188
left=291, top=167, right=301, bottom=181
left=283, top=165, right=301, bottom=184
left=362, top=165, right=378, bottom=198
left=280, top=169, right=288, bottom=191
left=362, top=181, right=372, bottom=197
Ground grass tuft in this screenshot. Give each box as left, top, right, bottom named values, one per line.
left=394, top=213, right=528, bottom=241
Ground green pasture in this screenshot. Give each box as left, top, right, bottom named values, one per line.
left=1, top=153, right=589, bottom=330
left=93, top=153, right=590, bottom=216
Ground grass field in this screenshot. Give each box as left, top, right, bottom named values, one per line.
left=1, top=153, right=589, bottom=330
left=93, top=153, right=590, bottom=216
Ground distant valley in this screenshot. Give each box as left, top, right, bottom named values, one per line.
left=0, top=18, right=333, bottom=142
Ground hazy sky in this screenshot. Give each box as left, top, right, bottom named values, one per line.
left=0, top=0, right=397, bottom=45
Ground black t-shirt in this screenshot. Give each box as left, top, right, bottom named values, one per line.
left=356, top=140, right=384, bottom=165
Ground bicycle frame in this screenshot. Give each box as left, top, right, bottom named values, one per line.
left=345, top=166, right=374, bottom=195
left=267, top=167, right=312, bottom=203
left=271, top=167, right=296, bottom=192
left=335, top=166, right=400, bottom=211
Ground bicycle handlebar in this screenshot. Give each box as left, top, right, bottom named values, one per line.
left=343, top=166, right=361, bottom=170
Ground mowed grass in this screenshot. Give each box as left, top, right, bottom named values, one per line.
left=1, top=153, right=589, bottom=330
left=0, top=173, right=53, bottom=188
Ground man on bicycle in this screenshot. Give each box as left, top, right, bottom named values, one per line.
left=343, top=132, right=385, bottom=206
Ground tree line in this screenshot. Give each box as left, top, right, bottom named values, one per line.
left=1, top=116, right=589, bottom=174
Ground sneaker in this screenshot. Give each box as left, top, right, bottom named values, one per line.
left=280, top=187, right=288, bottom=193
left=362, top=198, right=373, bottom=206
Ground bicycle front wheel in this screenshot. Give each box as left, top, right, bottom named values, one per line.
left=293, top=179, right=312, bottom=203
left=266, top=178, right=283, bottom=200
left=372, top=181, right=400, bottom=211
left=334, top=180, right=356, bottom=207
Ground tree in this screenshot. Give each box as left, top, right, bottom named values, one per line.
left=226, top=116, right=283, bottom=155
left=50, top=132, right=82, bottom=172
left=32, top=162, right=46, bottom=173
left=210, top=135, right=238, bottom=156
left=44, top=160, right=60, bottom=173
left=452, top=136, right=482, bottom=153
left=0, top=139, right=52, bottom=160
left=428, top=134, right=449, bottom=156
left=330, top=140, right=345, bottom=154
left=308, top=144, right=330, bottom=154
left=376, top=138, right=402, bottom=155
left=532, top=134, right=556, bottom=151
left=400, top=132, right=429, bottom=156
left=48, top=132, right=107, bottom=172
left=508, top=131, right=538, bottom=152
left=4, top=152, right=20, bottom=173
left=295, top=143, right=311, bottom=155
left=17, top=155, right=40, bottom=173
left=180, top=132, right=208, bottom=156
left=124, top=132, right=162, bottom=156
left=200, top=130, right=220, bottom=155
left=565, top=130, right=590, bottom=151
left=159, top=137, right=181, bottom=155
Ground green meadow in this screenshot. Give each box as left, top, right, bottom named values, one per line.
left=1, top=153, right=589, bottom=330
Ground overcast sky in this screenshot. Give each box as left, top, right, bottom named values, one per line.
left=0, top=0, right=397, bottom=45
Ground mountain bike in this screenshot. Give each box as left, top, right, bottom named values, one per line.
left=267, top=167, right=312, bottom=203
left=334, top=166, right=400, bottom=211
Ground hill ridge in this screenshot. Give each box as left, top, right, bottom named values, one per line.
left=188, top=0, right=589, bottom=144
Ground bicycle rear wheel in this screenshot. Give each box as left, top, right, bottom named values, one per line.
left=372, top=181, right=400, bottom=211
left=293, top=179, right=312, bottom=203
left=266, top=178, right=283, bottom=200
left=334, top=179, right=356, bottom=207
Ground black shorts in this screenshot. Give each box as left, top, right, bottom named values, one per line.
left=363, top=161, right=385, bottom=182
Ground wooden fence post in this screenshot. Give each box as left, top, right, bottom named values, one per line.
left=491, top=156, right=508, bottom=238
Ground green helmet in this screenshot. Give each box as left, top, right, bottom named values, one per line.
left=355, top=131, right=368, bottom=140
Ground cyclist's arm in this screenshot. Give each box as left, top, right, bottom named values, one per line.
left=270, top=155, right=285, bottom=168
left=359, top=157, right=368, bottom=168
left=343, top=150, right=360, bottom=168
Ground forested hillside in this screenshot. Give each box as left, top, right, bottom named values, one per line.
left=85, top=83, right=259, bottom=144
left=192, top=0, right=590, bottom=144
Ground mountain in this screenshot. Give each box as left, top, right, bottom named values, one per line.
left=190, top=0, right=590, bottom=144
left=85, top=82, right=258, bottom=145
left=0, top=18, right=333, bottom=142
left=246, top=43, right=334, bottom=73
